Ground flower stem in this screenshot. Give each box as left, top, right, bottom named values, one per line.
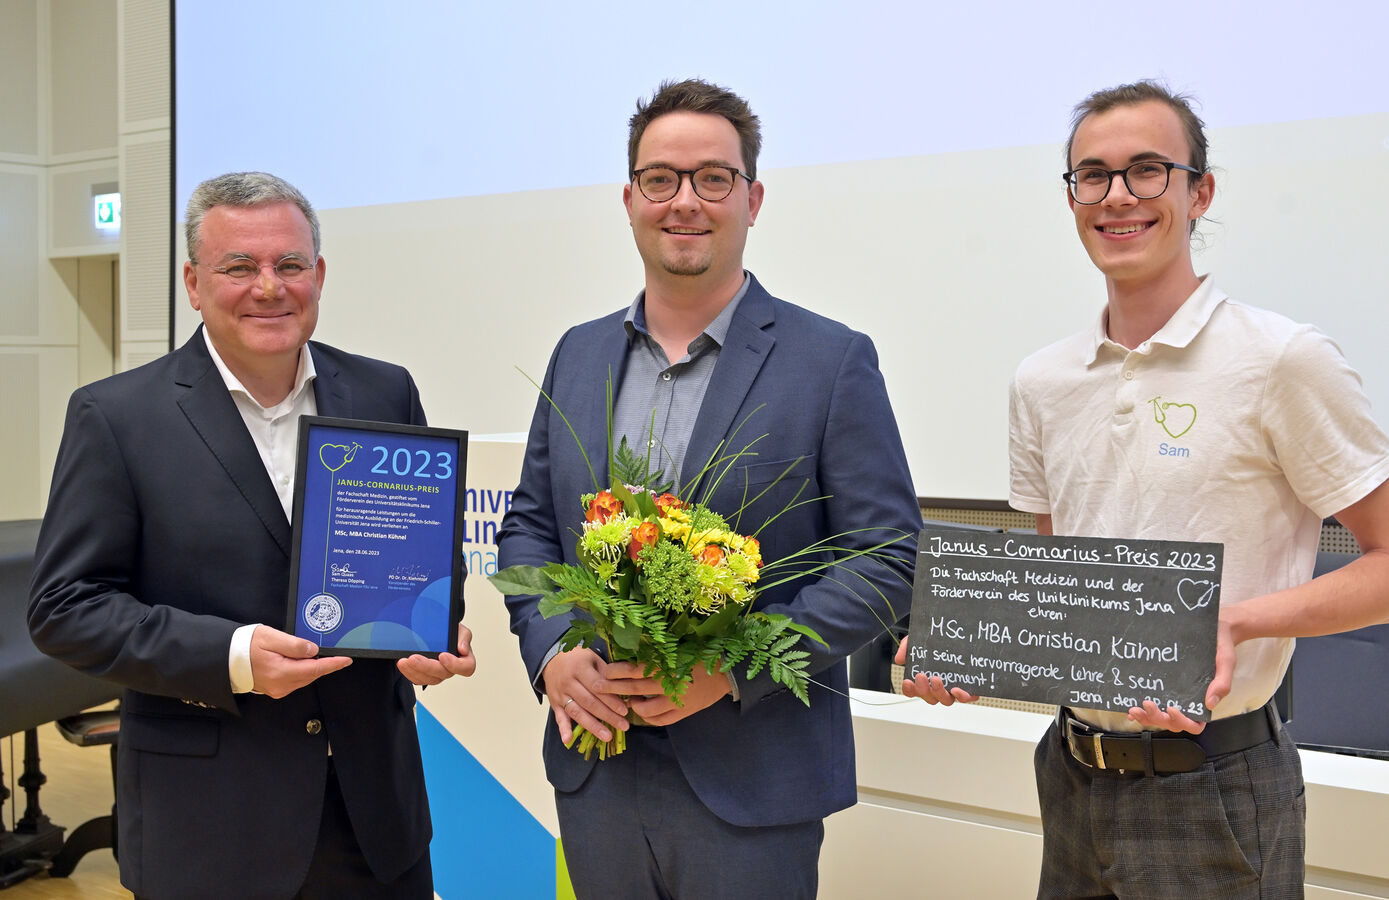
left=564, top=724, right=627, bottom=760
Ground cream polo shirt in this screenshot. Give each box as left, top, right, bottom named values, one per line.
left=1009, top=277, right=1389, bottom=732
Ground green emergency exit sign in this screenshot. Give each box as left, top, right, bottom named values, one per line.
left=95, top=192, right=121, bottom=230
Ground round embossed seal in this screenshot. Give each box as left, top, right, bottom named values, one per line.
left=303, top=593, right=343, bottom=634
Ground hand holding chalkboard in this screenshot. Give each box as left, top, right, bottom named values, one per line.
left=904, top=528, right=1223, bottom=719
left=894, top=635, right=980, bottom=705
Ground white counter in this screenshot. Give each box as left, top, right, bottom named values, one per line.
left=822, top=688, right=1389, bottom=898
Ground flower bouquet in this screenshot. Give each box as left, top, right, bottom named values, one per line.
left=490, top=386, right=909, bottom=760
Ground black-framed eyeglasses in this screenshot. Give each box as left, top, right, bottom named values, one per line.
left=199, top=255, right=316, bottom=284
left=631, top=165, right=752, bottom=202
left=1063, top=160, right=1202, bottom=205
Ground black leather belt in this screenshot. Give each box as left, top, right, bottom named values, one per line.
left=1060, top=700, right=1279, bottom=776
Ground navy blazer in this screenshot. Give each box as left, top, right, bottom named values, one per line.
left=498, top=274, right=921, bottom=826
left=28, top=330, right=432, bottom=899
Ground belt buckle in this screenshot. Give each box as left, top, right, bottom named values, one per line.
left=1064, top=714, right=1110, bottom=771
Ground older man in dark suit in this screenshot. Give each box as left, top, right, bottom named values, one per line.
left=28, top=172, right=474, bottom=899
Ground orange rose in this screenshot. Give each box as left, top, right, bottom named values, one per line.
left=653, top=493, right=684, bottom=516
left=698, top=545, right=725, bottom=567
left=586, top=491, right=624, bottom=523
left=627, top=521, right=660, bottom=562
left=743, top=537, right=764, bottom=567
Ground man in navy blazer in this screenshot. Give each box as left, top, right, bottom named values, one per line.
left=498, top=79, right=921, bottom=898
left=28, top=172, right=474, bottom=899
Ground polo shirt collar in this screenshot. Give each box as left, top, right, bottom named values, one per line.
left=1084, top=275, right=1226, bottom=364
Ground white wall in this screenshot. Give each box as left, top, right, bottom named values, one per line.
left=0, top=0, right=169, bottom=521
left=172, top=109, right=1389, bottom=501
left=168, top=0, right=1389, bottom=500
left=0, top=0, right=123, bottom=521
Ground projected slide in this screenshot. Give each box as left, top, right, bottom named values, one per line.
left=175, top=0, right=1389, bottom=209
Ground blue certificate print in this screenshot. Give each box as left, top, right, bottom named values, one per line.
left=287, top=417, right=468, bottom=657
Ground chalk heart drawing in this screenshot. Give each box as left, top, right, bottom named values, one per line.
left=319, top=442, right=361, bottom=473
left=1177, top=578, right=1219, bottom=611
left=1149, top=396, right=1197, bottom=439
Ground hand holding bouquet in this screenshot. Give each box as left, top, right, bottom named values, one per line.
left=491, top=379, right=909, bottom=760
left=491, top=461, right=826, bottom=759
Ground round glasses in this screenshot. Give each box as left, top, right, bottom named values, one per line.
left=201, top=256, right=316, bottom=284
left=1063, top=160, right=1201, bottom=205
left=631, top=165, right=752, bottom=202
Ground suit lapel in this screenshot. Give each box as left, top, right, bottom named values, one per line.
left=308, top=344, right=350, bottom=418
left=682, top=279, right=776, bottom=490
left=576, top=323, right=631, bottom=492
left=174, top=331, right=293, bottom=556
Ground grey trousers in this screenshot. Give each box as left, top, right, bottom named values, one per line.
left=1034, top=718, right=1305, bottom=899
left=555, top=727, right=823, bottom=900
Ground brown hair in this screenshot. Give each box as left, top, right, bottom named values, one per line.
left=1066, top=80, right=1208, bottom=177
left=628, top=79, right=762, bottom=180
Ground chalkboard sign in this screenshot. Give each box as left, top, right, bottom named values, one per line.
left=904, top=527, right=1223, bottom=720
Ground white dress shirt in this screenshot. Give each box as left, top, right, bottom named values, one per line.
left=201, top=330, right=318, bottom=693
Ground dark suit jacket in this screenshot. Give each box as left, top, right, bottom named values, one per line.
left=498, top=274, right=921, bottom=826
left=28, top=330, right=431, bottom=900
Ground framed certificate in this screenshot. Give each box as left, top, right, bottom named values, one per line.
left=286, top=416, right=468, bottom=658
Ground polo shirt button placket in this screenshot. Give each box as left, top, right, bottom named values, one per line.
left=1113, top=357, right=1139, bottom=425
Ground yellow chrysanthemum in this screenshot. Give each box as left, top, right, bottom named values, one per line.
left=660, top=514, right=692, bottom=543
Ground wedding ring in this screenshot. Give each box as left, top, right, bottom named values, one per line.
left=563, top=698, right=575, bottom=708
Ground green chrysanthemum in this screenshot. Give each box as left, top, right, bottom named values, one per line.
left=726, top=551, right=760, bottom=584
left=581, top=517, right=634, bottom=555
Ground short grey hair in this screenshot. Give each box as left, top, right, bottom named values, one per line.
left=185, top=172, right=320, bottom=263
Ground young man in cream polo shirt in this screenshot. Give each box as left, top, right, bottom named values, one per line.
left=902, top=82, right=1389, bottom=897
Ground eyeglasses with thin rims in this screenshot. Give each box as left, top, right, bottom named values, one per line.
left=631, top=165, right=752, bottom=203
left=1063, top=160, right=1202, bottom=205
left=198, top=255, right=316, bottom=285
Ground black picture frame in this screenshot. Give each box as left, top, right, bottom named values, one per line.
left=285, top=416, right=468, bottom=658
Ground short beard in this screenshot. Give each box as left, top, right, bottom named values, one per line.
left=660, top=253, right=711, bottom=277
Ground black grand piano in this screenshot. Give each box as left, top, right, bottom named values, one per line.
left=0, top=519, right=121, bottom=887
